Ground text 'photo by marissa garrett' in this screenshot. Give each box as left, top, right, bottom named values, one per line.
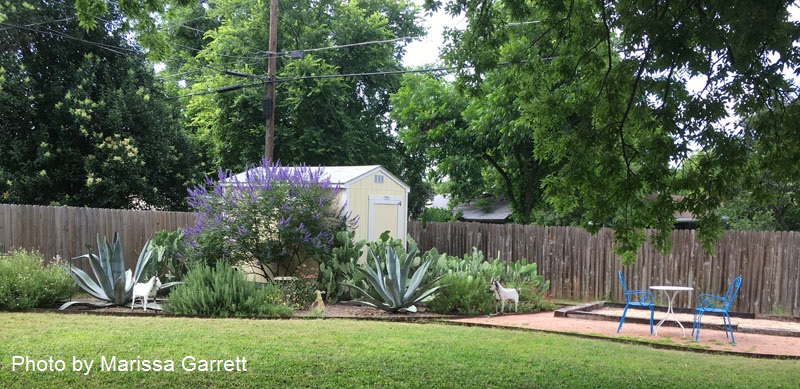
left=10, top=355, right=248, bottom=375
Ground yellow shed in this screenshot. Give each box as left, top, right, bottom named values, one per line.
left=224, top=165, right=409, bottom=280
left=321, top=165, right=409, bottom=244
left=227, top=164, right=409, bottom=243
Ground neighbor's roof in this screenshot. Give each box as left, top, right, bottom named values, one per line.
left=424, top=194, right=512, bottom=223
left=225, top=165, right=409, bottom=191
left=455, top=197, right=513, bottom=223
left=427, top=194, right=450, bottom=209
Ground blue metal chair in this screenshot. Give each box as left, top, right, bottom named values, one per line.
left=617, top=270, right=655, bottom=334
left=692, top=276, right=742, bottom=344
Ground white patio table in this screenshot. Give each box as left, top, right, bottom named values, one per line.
left=649, top=285, right=694, bottom=337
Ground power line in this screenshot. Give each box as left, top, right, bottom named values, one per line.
left=168, top=65, right=455, bottom=99
left=279, top=65, right=454, bottom=82
left=293, top=36, right=422, bottom=55
left=276, top=59, right=551, bottom=83
left=169, top=80, right=267, bottom=99
left=159, top=57, right=268, bottom=83
left=166, top=58, right=556, bottom=99
left=506, top=20, right=542, bottom=27
left=169, top=42, right=270, bottom=61
left=0, top=17, right=76, bottom=32
left=0, top=21, right=140, bottom=56
left=164, top=35, right=424, bottom=62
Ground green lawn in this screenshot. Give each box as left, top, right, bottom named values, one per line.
left=0, top=313, right=796, bottom=388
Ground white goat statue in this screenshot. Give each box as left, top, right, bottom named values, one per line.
left=131, top=276, right=161, bottom=311
left=489, top=280, right=519, bottom=314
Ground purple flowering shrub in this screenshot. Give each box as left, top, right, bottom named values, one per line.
left=183, top=160, right=356, bottom=280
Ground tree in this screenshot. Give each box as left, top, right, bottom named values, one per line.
left=422, top=0, right=800, bottom=262
left=71, top=0, right=194, bottom=57
left=65, top=0, right=433, bottom=217
left=158, top=0, right=419, bottom=167
left=158, top=0, right=431, bottom=215
left=721, top=179, right=800, bottom=231
left=183, top=161, right=356, bottom=280
left=393, top=69, right=580, bottom=224
left=0, top=0, right=203, bottom=209
left=704, top=100, right=800, bottom=231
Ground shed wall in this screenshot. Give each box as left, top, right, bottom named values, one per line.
left=342, top=170, right=408, bottom=244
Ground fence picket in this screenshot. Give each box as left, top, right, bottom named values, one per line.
left=409, top=220, right=799, bottom=316
left=3, top=205, right=797, bottom=316
left=1, top=204, right=195, bottom=275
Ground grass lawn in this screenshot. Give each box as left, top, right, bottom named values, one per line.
left=0, top=313, right=796, bottom=388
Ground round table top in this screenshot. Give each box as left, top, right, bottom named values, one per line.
left=650, top=285, right=693, bottom=291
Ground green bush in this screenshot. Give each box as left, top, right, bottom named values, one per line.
left=317, top=230, right=366, bottom=303
left=515, top=280, right=557, bottom=312
left=344, top=234, right=441, bottom=313
left=418, top=207, right=458, bottom=222
left=60, top=233, right=179, bottom=310
left=427, top=274, right=495, bottom=315
left=425, top=248, right=553, bottom=314
left=165, top=263, right=293, bottom=317
left=275, top=263, right=318, bottom=309
left=183, top=162, right=355, bottom=280
left=144, top=229, right=187, bottom=281
left=0, top=250, right=75, bottom=310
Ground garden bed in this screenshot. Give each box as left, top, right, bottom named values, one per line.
left=38, top=301, right=458, bottom=320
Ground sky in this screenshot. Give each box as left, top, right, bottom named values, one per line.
left=156, top=3, right=458, bottom=73
left=402, top=2, right=465, bottom=68
left=404, top=3, right=800, bottom=73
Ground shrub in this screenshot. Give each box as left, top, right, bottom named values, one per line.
left=275, top=263, right=318, bottom=309
left=317, top=230, right=366, bottom=303
left=516, top=280, right=557, bottom=312
left=0, top=250, right=74, bottom=310
left=427, top=273, right=495, bottom=315
left=183, top=161, right=356, bottom=280
left=165, top=263, right=293, bottom=317
left=143, top=229, right=187, bottom=281
left=60, top=233, right=178, bottom=310
left=344, top=235, right=441, bottom=313
left=418, top=207, right=458, bottom=222
left=425, top=248, right=552, bottom=314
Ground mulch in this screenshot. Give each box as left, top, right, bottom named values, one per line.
left=38, top=301, right=458, bottom=321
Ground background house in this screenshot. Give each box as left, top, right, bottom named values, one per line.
left=455, top=196, right=512, bottom=224
left=427, top=194, right=512, bottom=224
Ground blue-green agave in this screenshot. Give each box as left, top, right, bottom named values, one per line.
left=59, top=233, right=175, bottom=310
left=344, top=242, right=442, bottom=313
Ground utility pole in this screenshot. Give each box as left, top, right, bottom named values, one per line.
left=265, top=0, right=278, bottom=162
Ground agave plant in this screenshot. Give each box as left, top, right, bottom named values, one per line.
left=343, top=242, right=442, bottom=313
left=60, top=233, right=176, bottom=310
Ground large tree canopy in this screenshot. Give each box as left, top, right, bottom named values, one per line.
left=160, top=0, right=421, bottom=165
left=393, top=67, right=592, bottom=225
left=417, top=0, right=800, bottom=262
left=77, top=0, right=432, bottom=215
left=0, top=0, right=203, bottom=209
left=158, top=0, right=431, bottom=215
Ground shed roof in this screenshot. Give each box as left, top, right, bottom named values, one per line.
left=225, top=165, right=409, bottom=191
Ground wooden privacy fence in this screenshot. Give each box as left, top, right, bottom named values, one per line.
left=3, top=203, right=798, bottom=316
left=409, top=221, right=800, bottom=316
left=0, top=204, right=195, bottom=272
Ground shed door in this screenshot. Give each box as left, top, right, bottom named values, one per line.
left=368, top=195, right=403, bottom=241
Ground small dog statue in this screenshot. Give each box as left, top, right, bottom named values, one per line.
left=131, top=276, right=161, bottom=311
